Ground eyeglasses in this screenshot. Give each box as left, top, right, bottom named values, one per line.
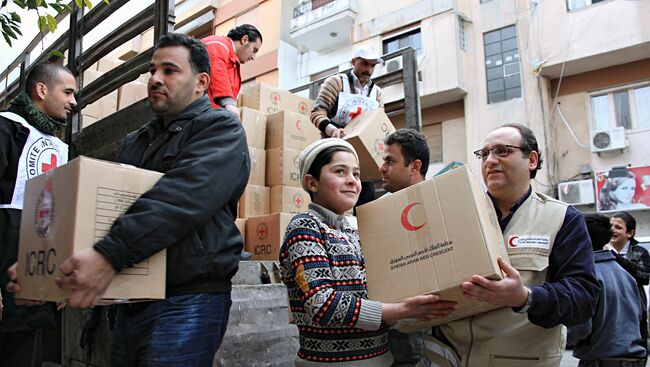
left=473, top=144, right=526, bottom=160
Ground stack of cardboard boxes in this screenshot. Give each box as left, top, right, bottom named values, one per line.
left=236, top=84, right=319, bottom=261
left=81, top=57, right=149, bottom=127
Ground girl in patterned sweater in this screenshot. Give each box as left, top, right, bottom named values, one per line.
left=279, top=139, right=455, bottom=366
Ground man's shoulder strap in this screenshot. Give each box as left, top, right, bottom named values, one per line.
left=0, top=111, right=29, bottom=126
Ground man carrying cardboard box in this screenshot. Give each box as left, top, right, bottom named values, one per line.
left=54, top=33, right=250, bottom=366
left=1, top=62, right=76, bottom=367
left=310, top=46, right=384, bottom=139
left=435, top=124, right=599, bottom=366
left=311, top=46, right=385, bottom=207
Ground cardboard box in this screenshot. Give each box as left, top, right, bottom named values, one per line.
left=238, top=185, right=270, bottom=218
left=238, top=83, right=314, bottom=116
left=266, top=147, right=301, bottom=188
left=343, top=109, right=396, bottom=180
left=271, top=185, right=311, bottom=214
left=118, top=81, right=148, bottom=110
left=240, top=107, right=267, bottom=150
left=82, top=70, right=118, bottom=119
left=282, top=91, right=314, bottom=116
left=16, top=157, right=166, bottom=303
left=235, top=218, right=246, bottom=244
left=248, top=147, right=266, bottom=186
left=266, top=111, right=319, bottom=151
left=357, top=165, right=508, bottom=331
left=245, top=213, right=293, bottom=260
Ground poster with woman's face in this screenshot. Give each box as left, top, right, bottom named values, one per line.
left=596, top=166, right=650, bottom=212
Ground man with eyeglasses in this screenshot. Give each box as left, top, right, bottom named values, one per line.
left=434, top=123, right=599, bottom=367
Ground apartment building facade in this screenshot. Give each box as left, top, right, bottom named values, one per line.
left=243, top=0, right=649, bottom=234
left=68, top=0, right=650, bottom=234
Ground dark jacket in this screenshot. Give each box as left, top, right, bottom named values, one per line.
left=0, top=106, right=56, bottom=333
left=93, top=96, right=250, bottom=296
left=567, top=250, right=646, bottom=361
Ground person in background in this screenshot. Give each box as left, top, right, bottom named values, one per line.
left=1, top=62, right=76, bottom=367
left=379, top=129, right=430, bottom=366
left=568, top=213, right=646, bottom=367
left=605, top=210, right=650, bottom=361
left=279, top=138, right=456, bottom=366
left=202, top=24, right=263, bottom=117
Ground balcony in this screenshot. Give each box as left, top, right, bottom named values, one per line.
left=539, top=0, right=650, bottom=78
left=290, top=0, right=357, bottom=52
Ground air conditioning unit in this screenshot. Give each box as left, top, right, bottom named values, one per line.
left=374, top=56, right=403, bottom=78
left=558, top=179, right=595, bottom=205
left=590, top=127, right=627, bottom=153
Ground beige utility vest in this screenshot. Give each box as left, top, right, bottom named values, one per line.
left=440, top=191, right=568, bottom=367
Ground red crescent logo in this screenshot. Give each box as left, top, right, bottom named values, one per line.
left=509, top=235, right=519, bottom=248
left=295, top=119, right=301, bottom=130
left=401, top=203, right=425, bottom=231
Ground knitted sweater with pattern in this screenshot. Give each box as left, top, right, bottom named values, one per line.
left=279, top=203, right=393, bottom=366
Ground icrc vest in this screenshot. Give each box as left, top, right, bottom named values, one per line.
left=439, top=191, right=568, bottom=367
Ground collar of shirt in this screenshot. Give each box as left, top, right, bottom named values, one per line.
left=620, top=240, right=631, bottom=255
left=488, top=186, right=532, bottom=232
left=228, top=39, right=240, bottom=64
left=350, top=71, right=370, bottom=96
left=308, top=202, right=351, bottom=232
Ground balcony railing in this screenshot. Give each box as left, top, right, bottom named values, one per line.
left=290, top=0, right=356, bottom=31
left=293, top=0, right=336, bottom=18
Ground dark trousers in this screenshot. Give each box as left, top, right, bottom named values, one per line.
left=110, top=293, right=232, bottom=367
left=578, top=360, right=646, bottom=367
left=0, top=330, right=36, bottom=367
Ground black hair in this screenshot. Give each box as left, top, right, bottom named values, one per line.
left=306, top=146, right=354, bottom=199
left=583, top=213, right=613, bottom=251
left=500, top=123, right=543, bottom=179
left=26, top=62, right=74, bottom=99
left=155, top=33, right=210, bottom=76
left=611, top=211, right=637, bottom=235
left=227, top=24, right=263, bottom=43
left=385, top=129, right=430, bottom=177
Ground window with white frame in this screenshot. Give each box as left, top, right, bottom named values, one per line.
left=383, top=28, right=422, bottom=55
left=567, top=0, right=606, bottom=11
left=590, top=83, right=650, bottom=132
left=458, top=17, right=467, bottom=51
left=484, top=25, right=521, bottom=104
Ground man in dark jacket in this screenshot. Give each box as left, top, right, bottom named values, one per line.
left=568, top=213, right=646, bottom=367
left=1, top=62, right=77, bottom=367
left=606, top=211, right=650, bottom=361
left=56, top=33, right=250, bottom=366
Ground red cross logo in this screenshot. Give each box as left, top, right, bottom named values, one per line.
left=271, top=92, right=280, bottom=105
left=294, top=194, right=303, bottom=207
left=348, top=106, right=363, bottom=120
left=256, top=223, right=268, bottom=240
left=41, top=154, right=58, bottom=173
left=375, top=140, right=385, bottom=152
left=299, top=102, right=307, bottom=113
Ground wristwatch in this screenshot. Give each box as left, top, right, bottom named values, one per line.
left=514, top=286, right=533, bottom=314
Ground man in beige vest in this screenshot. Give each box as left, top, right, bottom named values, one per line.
left=436, top=124, right=599, bottom=367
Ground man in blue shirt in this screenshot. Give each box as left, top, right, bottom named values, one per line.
left=568, top=213, right=646, bottom=367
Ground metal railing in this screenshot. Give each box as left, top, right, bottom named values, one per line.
left=293, top=0, right=336, bottom=19
left=0, top=0, right=175, bottom=157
